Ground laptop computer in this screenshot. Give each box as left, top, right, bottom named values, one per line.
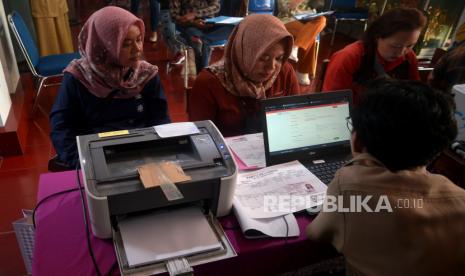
left=260, top=90, right=353, bottom=184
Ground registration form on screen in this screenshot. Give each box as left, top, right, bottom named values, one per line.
left=265, top=102, right=350, bottom=153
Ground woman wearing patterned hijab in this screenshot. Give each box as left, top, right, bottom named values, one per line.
left=50, top=6, right=170, bottom=169
left=188, top=14, right=301, bottom=137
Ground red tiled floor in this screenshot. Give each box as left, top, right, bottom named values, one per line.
left=0, top=167, right=44, bottom=197
left=20, top=120, right=51, bottom=148
left=0, top=167, right=46, bottom=234
left=0, top=146, right=51, bottom=172
left=0, top=193, right=38, bottom=232
left=0, top=233, right=26, bottom=276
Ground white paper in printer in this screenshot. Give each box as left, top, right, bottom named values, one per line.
left=119, top=207, right=222, bottom=267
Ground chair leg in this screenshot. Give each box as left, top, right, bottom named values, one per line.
left=33, top=77, right=42, bottom=90
left=330, top=19, right=338, bottom=47
left=313, top=40, right=320, bottom=79
left=185, top=87, right=191, bottom=116
left=32, top=78, right=46, bottom=114
left=183, top=46, right=189, bottom=89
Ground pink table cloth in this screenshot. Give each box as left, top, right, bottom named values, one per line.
left=33, top=171, right=336, bottom=275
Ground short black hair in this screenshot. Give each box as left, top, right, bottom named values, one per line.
left=352, top=79, right=457, bottom=171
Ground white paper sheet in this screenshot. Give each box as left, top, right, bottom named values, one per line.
left=217, top=17, right=243, bottom=24
left=119, top=207, right=222, bottom=267
left=293, top=11, right=334, bottom=21
left=234, top=160, right=327, bottom=218
left=205, top=16, right=243, bottom=25
left=233, top=199, right=299, bottom=239
left=154, top=122, right=199, bottom=138
left=225, top=133, right=266, bottom=169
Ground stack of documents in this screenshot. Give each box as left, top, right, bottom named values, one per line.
left=233, top=161, right=327, bottom=238
left=225, top=133, right=266, bottom=170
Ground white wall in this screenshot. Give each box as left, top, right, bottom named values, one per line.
left=0, top=0, right=20, bottom=127
left=0, top=59, right=11, bottom=126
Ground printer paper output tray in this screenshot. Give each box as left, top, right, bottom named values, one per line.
left=113, top=211, right=236, bottom=275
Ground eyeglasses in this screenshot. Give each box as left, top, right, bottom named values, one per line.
left=346, top=116, right=353, bottom=133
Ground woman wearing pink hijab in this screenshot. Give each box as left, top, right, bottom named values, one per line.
left=50, top=6, right=170, bottom=169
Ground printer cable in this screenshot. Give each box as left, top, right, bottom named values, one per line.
left=283, top=215, right=290, bottom=245
left=32, top=187, right=82, bottom=229
left=32, top=170, right=114, bottom=276
left=76, top=166, right=103, bottom=276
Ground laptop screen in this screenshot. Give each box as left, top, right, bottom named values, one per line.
left=261, top=90, right=352, bottom=164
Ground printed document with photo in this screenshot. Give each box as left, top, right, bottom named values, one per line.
left=233, top=160, right=327, bottom=219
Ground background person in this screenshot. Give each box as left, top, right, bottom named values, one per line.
left=130, top=0, right=160, bottom=42
left=30, top=0, right=74, bottom=55
left=50, top=6, right=170, bottom=169
left=159, top=0, right=185, bottom=65
left=169, top=0, right=234, bottom=73
left=276, top=0, right=326, bottom=85
left=323, top=8, right=426, bottom=105
left=429, top=42, right=465, bottom=94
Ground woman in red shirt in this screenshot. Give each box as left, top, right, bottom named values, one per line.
left=323, top=8, right=426, bottom=105
left=188, top=14, right=301, bottom=137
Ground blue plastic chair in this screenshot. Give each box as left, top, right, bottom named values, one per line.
left=328, top=0, right=368, bottom=46
left=248, top=0, right=276, bottom=14
left=8, top=11, right=80, bottom=114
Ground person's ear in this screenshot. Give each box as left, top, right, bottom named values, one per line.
left=351, top=131, right=365, bottom=154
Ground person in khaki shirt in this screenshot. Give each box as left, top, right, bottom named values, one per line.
left=307, top=79, right=465, bottom=276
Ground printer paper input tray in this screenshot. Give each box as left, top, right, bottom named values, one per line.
left=113, top=211, right=236, bottom=275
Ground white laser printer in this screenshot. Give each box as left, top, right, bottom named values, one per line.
left=77, top=120, right=237, bottom=275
